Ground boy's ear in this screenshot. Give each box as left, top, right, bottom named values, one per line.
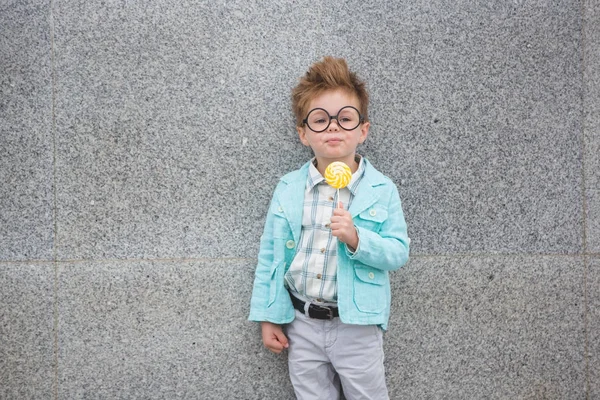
left=359, top=121, right=370, bottom=144
left=297, top=125, right=310, bottom=146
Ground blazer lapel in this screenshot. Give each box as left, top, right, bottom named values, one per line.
left=348, top=160, right=387, bottom=218
left=349, top=176, right=379, bottom=218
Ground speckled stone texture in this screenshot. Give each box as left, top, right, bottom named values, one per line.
left=57, top=259, right=294, bottom=399
left=55, top=258, right=588, bottom=399
left=50, top=1, right=585, bottom=260
left=52, top=0, right=316, bottom=260
left=318, top=1, right=584, bottom=255
left=589, top=257, right=600, bottom=399
left=2, top=0, right=598, bottom=398
left=0, top=1, right=54, bottom=261
left=386, top=256, right=586, bottom=399
left=585, top=0, right=600, bottom=253
left=0, top=263, right=55, bottom=399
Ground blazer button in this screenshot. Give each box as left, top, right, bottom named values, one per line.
left=286, top=240, right=295, bottom=249
left=369, top=209, right=377, bottom=217
left=278, top=206, right=284, bottom=212
left=368, top=272, right=375, bottom=280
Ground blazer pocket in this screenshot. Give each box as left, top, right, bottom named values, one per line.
left=353, top=266, right=387, bottom=314
left=355, top=206, right=388, bottom=233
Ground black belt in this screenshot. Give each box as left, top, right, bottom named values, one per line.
left=290, top=293, right=339, bottom=320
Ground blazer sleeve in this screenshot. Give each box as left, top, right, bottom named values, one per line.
left=348, top=183, right=410, bottom=271
left=248, top=184, right=280, bottom=322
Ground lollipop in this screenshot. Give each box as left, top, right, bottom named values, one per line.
left=324, top=161, right=352, bottom=206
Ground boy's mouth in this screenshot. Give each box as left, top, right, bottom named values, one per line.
left=326, top=138, right=343, bottom=144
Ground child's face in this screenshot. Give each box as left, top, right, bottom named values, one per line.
left=297, top=89, right=370, bottom=170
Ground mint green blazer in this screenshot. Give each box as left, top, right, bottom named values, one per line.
left=248, top=159, right=410, bottom=330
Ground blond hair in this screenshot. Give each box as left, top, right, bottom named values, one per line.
left=291, top=57, right=369, bottom=127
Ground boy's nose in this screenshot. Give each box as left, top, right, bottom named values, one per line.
left=327, top=119, right=340, bottom=131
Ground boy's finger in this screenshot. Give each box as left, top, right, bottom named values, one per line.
left=332, top=208, right=345, bottom=217
left=268, top=343, right=283, bottom=354
left=275, top=331, right=289, bottom=348
left=338, top=201, right=344, bottom=209
left=266, top=335, right=284, bottom=349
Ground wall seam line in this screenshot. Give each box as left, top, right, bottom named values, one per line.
left=580, top=0, right=591, bottom=398
left=1, top=253, right=598, bottom=266
left=49, top=0, right=59, bottom=398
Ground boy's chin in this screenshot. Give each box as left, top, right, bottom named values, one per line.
left=314, top=154, right=356, bottom=163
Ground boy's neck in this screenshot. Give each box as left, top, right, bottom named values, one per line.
left=314, top=154, right=361, bottom=176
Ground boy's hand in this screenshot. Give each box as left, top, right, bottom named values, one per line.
left=331, top=201, right=359, bottom=251
left=261, top=322, right=289, bottom=354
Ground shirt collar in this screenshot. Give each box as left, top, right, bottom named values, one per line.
left=307, top=155, right=365, bottom=195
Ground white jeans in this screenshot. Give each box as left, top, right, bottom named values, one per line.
left=286, top=310, right=389, bottom=400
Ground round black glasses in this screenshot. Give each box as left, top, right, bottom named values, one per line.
left=302, top=106, right=364, bottom=133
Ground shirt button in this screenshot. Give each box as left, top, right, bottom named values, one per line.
left=368, top=272, right=375, bottom=280
left=316, top=274, right=322, bottom=279
left=286, top=240, right=295, bottom=249
left=325, top=223, right=331, bottom=229
left=320, top=248, right=326, bottom=253
left=369, top=209, right=377, bottom=217
left=328, top=196, right=334, bottom=202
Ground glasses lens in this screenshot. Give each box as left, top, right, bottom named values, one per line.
left=337, top=106, right=361, bottom=131
left=306, top=109, right=330, bottom=132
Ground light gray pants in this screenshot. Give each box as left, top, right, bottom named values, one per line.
left=286, top=310, right=389, bottom=400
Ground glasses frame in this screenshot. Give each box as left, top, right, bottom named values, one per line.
left=302, top=106, right=365, bottom=133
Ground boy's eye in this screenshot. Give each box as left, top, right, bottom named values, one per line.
left=314, top=118, right=327, bottom=124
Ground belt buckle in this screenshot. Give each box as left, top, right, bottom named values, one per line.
left=313, top=304, right=334, bottom=320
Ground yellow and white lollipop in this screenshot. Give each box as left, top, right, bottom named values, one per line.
left=324, top=161, right=352, bottom=207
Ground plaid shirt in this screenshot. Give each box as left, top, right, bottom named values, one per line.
left=284, top=155, right=366, bottom=303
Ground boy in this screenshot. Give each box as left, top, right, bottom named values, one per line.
left=249, top=56, right=410, bottom=400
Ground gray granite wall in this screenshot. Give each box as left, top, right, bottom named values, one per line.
left=1, top=1, right=598, bottom=399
